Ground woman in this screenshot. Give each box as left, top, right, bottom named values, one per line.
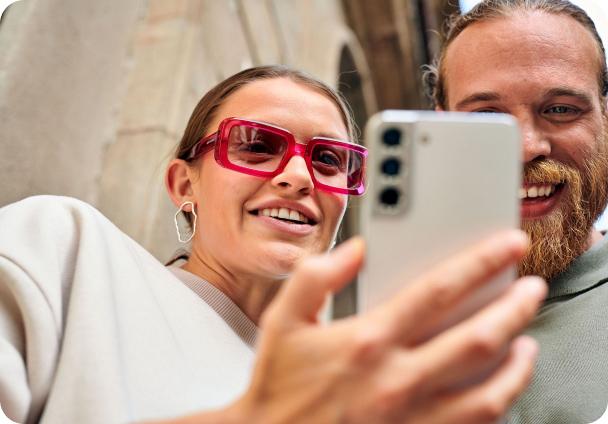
left=0, top=66, right=545, bottom=424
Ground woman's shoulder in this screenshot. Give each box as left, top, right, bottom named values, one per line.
left=1, top=195, right=105, bottom=221
left=1, top=195, right=122, bottom=236
left=0, top=195, right=143, bottom=270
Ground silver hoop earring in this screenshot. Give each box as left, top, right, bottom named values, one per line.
left=174, top=201, right=197, bottom=243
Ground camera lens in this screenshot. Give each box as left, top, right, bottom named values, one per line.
left=380, top=187, right=400, bottom=206
left=382, top=128, right=401, bottom=147
left=381, top=158, right=401, bottom=176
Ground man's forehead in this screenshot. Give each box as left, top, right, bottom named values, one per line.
left=446, top=11, right=598, bottom=65
left=443, top=10, right=602, bottom=106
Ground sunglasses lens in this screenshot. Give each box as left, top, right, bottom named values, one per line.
left=223, top=123, right=365, bottom=194
left=226, top=126, right=288, bottom=171
left=310, top=142, right=365, bottom=190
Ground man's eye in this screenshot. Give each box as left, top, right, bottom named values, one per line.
left=548, top=106, right=572, bottom=114
left=471, top=109, right=499, bottom=114
left=544, top=105, right=581, bottom=121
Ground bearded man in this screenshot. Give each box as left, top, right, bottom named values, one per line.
left=425, top=0, right=608, bottom=422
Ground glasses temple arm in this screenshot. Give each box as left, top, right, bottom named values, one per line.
left=186, top=133, right=217, bottom=160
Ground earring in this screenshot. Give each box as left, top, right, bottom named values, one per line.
left=174, top=201, right=197, bottom=243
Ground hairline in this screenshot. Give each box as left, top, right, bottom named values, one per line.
left=432, top=5, right=608, bottom=110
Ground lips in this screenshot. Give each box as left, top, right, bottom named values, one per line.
left=520, top=182, right=565, bottom=219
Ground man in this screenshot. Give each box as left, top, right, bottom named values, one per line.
left=425, top=0, right=608, bottom=422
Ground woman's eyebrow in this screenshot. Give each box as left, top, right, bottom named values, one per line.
left=454, top=91, right=503, bottom=110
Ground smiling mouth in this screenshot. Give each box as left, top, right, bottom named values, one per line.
left=519, top=183, right=564, bottom=204
left=251, top=207, right=315, bottom=225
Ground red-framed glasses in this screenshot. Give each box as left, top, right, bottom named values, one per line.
left=186, top=117, right=368, bottom=196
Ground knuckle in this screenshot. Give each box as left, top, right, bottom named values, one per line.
left=425, top=272, right=458, bottom=310
left=468, top=328, right=502, bottom=360
left=513, top=291, right=537, bottom=322
left=371, top=382, right=413, bottom=418
left=476, top=393, right=508, bottom=423
left=345, top=323, right=389, bottom=366
left=477, top=248, right=504, bottom=271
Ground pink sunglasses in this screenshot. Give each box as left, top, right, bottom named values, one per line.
left=186, top=117, right=368, bottom=196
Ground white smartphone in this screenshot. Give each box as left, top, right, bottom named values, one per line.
left=358, top=110, right=521, bottom=332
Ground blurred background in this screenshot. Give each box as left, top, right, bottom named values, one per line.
left=0, top=0, right=606, bottom=317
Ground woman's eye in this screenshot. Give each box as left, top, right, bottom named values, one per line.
left=318, top=154, right=339, bottom=166
left=241, top=140, right=274, bottom=154
left=312, top=150, right=346, bottom=175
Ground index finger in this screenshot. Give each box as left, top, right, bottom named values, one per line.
left=377, top=229, right=529, bottom=344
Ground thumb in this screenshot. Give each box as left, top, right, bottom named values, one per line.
left=266, top=237, right=365, bottom=328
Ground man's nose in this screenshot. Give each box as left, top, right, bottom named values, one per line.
left=520, top=114, right=551, bottom=162
left=271, top=155, right=314, bottom=194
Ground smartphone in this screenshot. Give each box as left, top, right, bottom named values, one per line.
left=358, top=110, right=521, bottom=332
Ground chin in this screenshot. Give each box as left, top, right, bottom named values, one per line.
left=258, top=242, right=321, bottom=278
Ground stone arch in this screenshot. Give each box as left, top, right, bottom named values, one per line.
left=332, top=37, right=377, bottom=319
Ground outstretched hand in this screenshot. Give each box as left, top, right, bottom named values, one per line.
left=151, top=230, right=545, bottom=424
left=236, top=230, right=545, bottom=424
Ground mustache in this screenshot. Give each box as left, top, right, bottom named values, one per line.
left=523, top=159, right=579, bottom=185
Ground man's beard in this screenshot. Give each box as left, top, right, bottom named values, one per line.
left=519, top=127, right=608, bottom=282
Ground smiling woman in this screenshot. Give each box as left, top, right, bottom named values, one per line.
left=0, top=65, right=546, bottom=424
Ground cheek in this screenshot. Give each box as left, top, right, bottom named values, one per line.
left=196, top=166, right=257, bottom=230
left=321, top=193, right=348, bottom=234
left=566, top=123, right=604, bottom=168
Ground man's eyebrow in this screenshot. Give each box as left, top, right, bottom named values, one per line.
left=542, top=87, right=594, bottom=104
left=454, top=91, right=503, bottom=110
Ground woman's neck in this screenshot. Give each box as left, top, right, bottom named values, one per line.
left=181, top=251, right=284, bottom=326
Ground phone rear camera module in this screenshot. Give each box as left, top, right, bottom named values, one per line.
left=381, top=158, right=401, bottom=176
left=382, top=128, right=401, bottom=147
left=380, top=187, right=400, bottom=206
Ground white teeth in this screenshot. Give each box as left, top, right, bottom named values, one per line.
left=518, top=188, right=527, bottom=199
left=258, top=207, right=310, bottom=224
left=520, top=184, right=557, bottom=199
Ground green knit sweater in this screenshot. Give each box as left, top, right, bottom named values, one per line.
left=510, top=233, right=608, bottom=424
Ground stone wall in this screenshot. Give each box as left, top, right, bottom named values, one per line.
left=0, top=0, right=375, bottom=262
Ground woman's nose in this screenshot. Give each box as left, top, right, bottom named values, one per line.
left=271, top=155, right=314, bottom=194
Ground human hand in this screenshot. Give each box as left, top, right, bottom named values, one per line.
left=233, top=230, right=545, bottom=424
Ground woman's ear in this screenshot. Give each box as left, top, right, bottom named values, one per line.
left=166, top=159, right=196, bottom=208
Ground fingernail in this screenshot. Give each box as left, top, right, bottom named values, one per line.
left=517, top=335, right=540, bottom=358
left=506, top=229, right=529, bottom=247
left=518, top=276, right=548, bottom=301
left=336, top=236, right=365, bottom=257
